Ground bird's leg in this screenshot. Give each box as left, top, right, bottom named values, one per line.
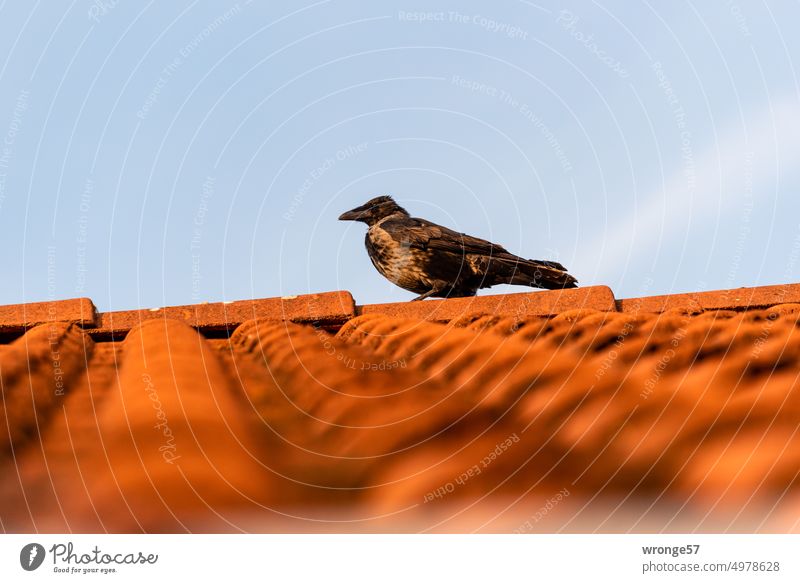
left=410, top=287, right=441, bottom=301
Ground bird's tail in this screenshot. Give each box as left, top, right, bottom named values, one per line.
left=490, top=255, right=578, bottom=290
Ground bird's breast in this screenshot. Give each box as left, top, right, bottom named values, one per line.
left=365, top=225, right=430, bottom=292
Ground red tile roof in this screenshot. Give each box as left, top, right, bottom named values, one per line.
left=1, top=283, right=799, bottom=532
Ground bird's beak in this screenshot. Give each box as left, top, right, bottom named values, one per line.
left=338, top=206, right=364, bottom=221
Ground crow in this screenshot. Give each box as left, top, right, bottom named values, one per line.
left=338, top=195, right=578, bottom=301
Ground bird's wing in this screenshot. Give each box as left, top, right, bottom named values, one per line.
left=380, top=217, right=512, bottom=256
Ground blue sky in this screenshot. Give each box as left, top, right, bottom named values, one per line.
left=0, top=0, right=798, bottom=311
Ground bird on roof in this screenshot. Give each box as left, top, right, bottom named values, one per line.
left=338, top=195, right=578, bottom=301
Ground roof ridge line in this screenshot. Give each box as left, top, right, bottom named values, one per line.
left=0, top=282, right=797, bottom=336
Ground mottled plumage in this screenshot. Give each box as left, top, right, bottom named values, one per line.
left=339, top=195, right=577, bottom=301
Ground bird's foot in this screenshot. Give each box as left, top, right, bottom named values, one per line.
left=410, top=288, right=440, bottom=301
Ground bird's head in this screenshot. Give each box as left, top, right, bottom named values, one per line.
left=338, top=195, right=409, bottom=226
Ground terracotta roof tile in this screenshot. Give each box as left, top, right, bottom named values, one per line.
left=71, top=319, right=279, bottom=532
left=0, top=322, right=90, bottom=454
left=1, top=285, right=800, bottom=532
left=226, top=320, right=491, bottom=494
left=0, top=297, right=97, bottom=332
left=358, top=285, right=616, bottom=321
left=91, top=291, right=354, bottom=338
left=617, top=282, right=800, bottom=313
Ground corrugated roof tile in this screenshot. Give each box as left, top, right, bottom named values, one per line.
left=0, top=322, right=90, bottom=454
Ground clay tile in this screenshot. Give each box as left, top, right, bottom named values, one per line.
left=0, top=323, right=92, bottom=454
left=70, top=317, right=277, bottom=530
left=335, top=312, right=388, bottom=342
left=357, top=286, right=616, bottom=322
left=766, top=303, right=800, bottom=323
left=0, top=298, right=97, bottom=332
left=93, top=291, right=355, bottom=337
left=550, top=308, right=602, bottom=323
left=693, top=309, right=739, bottom=321
left=448, top=313, right=493, bottom=328
left=618, top=283, right=800, bottom=313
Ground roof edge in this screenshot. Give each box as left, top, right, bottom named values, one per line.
left=0, top=282, right=798, bottom=336
left=357, top=285, right=617, bottom=321
left=617, top=282, right=800, bottom=314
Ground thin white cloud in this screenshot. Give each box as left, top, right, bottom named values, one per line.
left=582, top=95, right=800, bottom=283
